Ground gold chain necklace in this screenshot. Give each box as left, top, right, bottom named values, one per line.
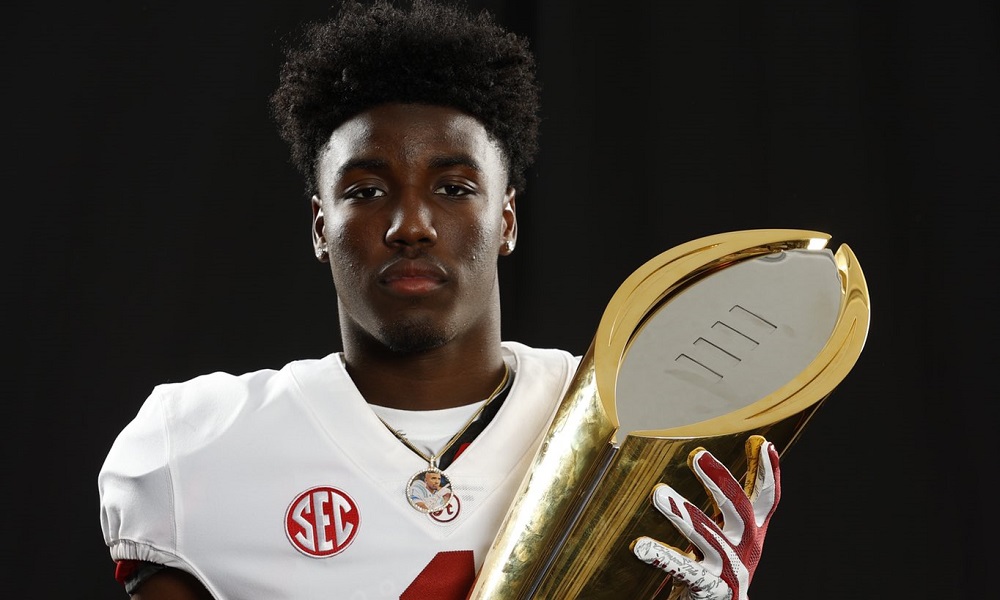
left=377, top=363, right=511, bottom=514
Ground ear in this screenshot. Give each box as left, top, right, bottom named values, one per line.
left=499, top=187, right=518, bottom=256
left=311, top=195, right=329, bottom=263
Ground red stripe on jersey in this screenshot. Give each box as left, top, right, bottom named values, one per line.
left=400, top=550, right=475, bottom=600
left=452, top=442, right=472, bottom=462
left=114, top=560, right=142, bottom=586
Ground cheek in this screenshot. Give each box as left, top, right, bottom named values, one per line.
left=327, top=216, right=367, bottom=258
left=325, top=218, right=372, bottom=283
left=469, top=226, right=493, bottom=261
left=458, top=217, right=502, bottom=262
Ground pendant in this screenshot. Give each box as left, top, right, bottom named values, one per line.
left=406, top=467, right=454, bottom=513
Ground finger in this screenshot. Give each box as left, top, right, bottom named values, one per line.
left=650, top=483, right=705, bottom=542
left=746, top=437, right=781, bottom=526
left=631, top=536, right=731, bottom=600
left=689, top=450, right=748, bottom=542
left=743, top=435, right=767, bottom=497
left=651, top=483, right=729, bottom=563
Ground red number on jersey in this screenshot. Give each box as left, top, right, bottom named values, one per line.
left=400, top=550, right=475, bottom=600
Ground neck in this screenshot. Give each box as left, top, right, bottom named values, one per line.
left=342, top=334, right=508, bottom=411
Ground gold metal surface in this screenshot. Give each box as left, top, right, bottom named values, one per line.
left=468, top=229, right=870, bottom=599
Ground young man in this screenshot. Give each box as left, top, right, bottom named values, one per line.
left=98, top=2, right=780, bottom=599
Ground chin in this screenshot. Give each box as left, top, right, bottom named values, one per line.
left=378, top=320, right=449, bottom=354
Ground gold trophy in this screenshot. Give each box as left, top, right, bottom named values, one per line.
left=469, top=229, right=871, bottom=599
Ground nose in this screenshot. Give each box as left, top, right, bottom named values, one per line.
left=385, top=188, right=437, bottom=250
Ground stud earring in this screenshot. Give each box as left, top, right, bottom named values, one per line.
left=315, top=244, right=328, bottom=259
left=504, top=240, right=515, bottom=253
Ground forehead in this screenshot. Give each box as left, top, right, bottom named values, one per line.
left=318, top=103, right=507, bottom=182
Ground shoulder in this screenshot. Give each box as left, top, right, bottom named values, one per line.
left=98, top=355, right=344, bottom=563
left=99, top=355, right=342, bottom=485
left=501, top=341, right=580, bottom=394
left=141, top=355, right=340, bottom=434
left=501, top=341, right=579, bottom=367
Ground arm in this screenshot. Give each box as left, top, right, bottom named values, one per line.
left=101, top=393, right=214, bottom=600
left=131, top=568, right=214, bottom=600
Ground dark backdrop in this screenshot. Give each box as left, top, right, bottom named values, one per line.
left=5, top=1, right=996, bottom=598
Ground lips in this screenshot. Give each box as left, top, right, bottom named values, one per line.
left=378, top=258, right=448, bottom=296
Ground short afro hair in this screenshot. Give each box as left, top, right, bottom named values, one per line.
left=270, top=0, right=541, bottom=195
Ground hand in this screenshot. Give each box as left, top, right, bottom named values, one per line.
left=631, top=435, right=781, bottom=600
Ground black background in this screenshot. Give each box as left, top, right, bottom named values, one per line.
left=5, top=1, right=996, bottom=598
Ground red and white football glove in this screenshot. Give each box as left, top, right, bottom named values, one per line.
left=631, top=435, right=781, bottom=600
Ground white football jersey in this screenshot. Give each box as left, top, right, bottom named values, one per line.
left=99, top=342, right=578, bottom=599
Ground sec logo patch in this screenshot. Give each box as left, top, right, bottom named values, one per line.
left=285, top=486, right=360, bottom=557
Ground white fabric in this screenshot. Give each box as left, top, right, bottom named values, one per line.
left=370, top=397, right=490, bottom=458
left=99, top=342, right=577, bottom=599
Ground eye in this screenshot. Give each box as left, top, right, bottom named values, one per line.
left=434, top=183, right=473, bottom=197
left=345, top=186, right=386, bottom=200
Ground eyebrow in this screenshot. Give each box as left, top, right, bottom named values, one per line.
left=334, top=154, right=483, bottom=180
left=336, top=157, right=388, bottom=179
left=428, top=154, right=482, bottom=173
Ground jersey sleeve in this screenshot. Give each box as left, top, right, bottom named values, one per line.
left=98, top=388, right=191, bottom=571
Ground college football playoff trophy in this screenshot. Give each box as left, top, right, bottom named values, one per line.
left=468, top=229, right=871, bottom=599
